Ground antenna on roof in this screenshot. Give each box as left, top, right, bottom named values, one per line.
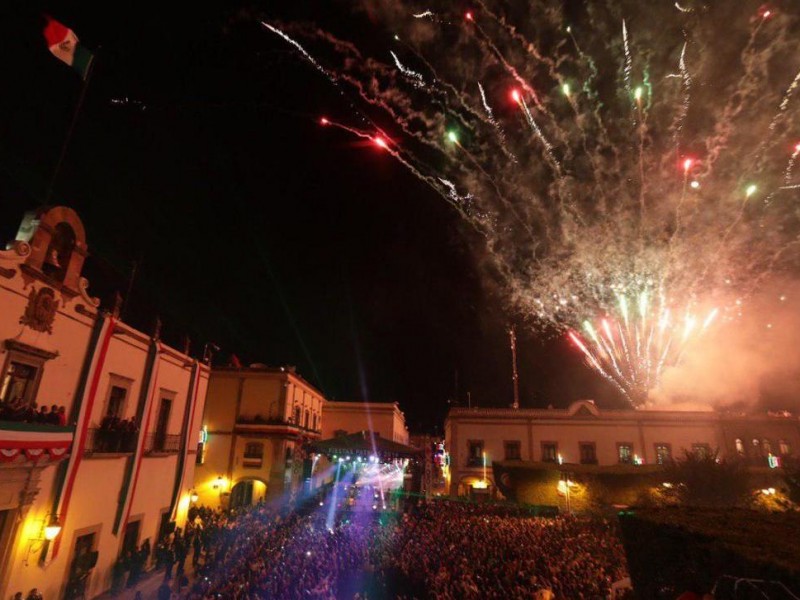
left=509, top=326, right=520, bottom=410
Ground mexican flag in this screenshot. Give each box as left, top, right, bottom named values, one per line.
left=43, top=16, right=94, bottom=80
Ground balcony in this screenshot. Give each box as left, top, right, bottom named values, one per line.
left=84, top=427, right=137, bottom=454
left=235, top=415, right=322, bottom=439
left=144, top=432, right=183, bottom=454
left=0, top=419, right=74, bottom=464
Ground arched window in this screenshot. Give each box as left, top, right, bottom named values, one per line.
left=735, top=439, right=745, bottom=455
left=304, top=410, right=310, bottom=429
left=294, top=406, right=301, bottom=425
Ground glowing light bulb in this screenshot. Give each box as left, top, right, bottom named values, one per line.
left=511, top=89, right=521, bottom=103
left=795, top=142, right=800, bottom=153
left=447, top=130, right=458, bottom=143
left=690, top=181, right=700, bottom=189
left=465, top=11, right=473, bottom=21
left=634, top=87, right=643, bottom=101
left=745, top=184, right=757, bottom=198
left=373, top=136, right=388, bottom=149
left=562, top=83, right=570, bottom=96
left=682, top=158, right=693, bottom=172
left=320, top=117, right=329, bottom=126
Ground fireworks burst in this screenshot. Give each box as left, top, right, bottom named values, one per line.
left=262, top=1, right=800, bottom=406
left=570, top=291, right=718, bottom=403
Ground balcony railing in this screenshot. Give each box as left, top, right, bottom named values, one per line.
left=236, top=415, right=322, bottom=435
left=144, top=432, right=183, bottom=454
left=85, top=427, right=138, bottom=454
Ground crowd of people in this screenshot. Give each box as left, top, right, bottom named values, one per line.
left=167, top=492, right=628, bottom=600
left=386, top=501, right=628, bottom=599
left=94, top=415, right=140, bottom=452
left=0, top=400, right=66, bottom=425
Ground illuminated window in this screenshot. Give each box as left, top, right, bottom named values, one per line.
left=541, top=442, right=558, bottom=463
left=579, top=442, right=597, bottom=464
left=655, top=444, right=672, bottom=464
left=692, top=443, right=712, bottom=459
left=735, top=439, right=745, bottom=455
left=779, top=440, right=791, bottom=455
left=0, top=361, right=40, bottom=406
left=504, top=441, right=521, bottom=461
left=467, top=440, right=484, bottom=466
left=617, top=443, right=633, bottom=464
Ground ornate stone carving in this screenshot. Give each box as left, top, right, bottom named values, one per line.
left=13, top=240, right=31, bottom=257
left=78, top=277, right=100, bottom=308
left=20, top=287, right=58, bottom=334
left=0, top=241, right=31, bottom=279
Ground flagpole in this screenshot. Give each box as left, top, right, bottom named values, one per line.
left=45, top=52, right=96, bottom=204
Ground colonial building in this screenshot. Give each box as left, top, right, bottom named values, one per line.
left=445, top=400, right=800, bottom=497
left=321, top=401, right=409, bottom=445
left=0, top=207, right=208, bottom=599
left=194, top=365, right=325, bottom=509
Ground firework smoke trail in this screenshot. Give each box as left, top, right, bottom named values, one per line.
left=671, top=41, right=692, bottom=141
left=267, top=2, right=800, bottom=405
left=622, top=20, right=633, bottom=99
left=391, top=37, right=514, bottom=159
left=770, top=68, right=800, bottom=131
left=390, top=51, right=425, bottom=87
left=320, top=117, right=484, bottom=228
left=513, top=91, right=559, bottom=169
left=786, top=144, right=800, bottom=184
left=477, top=82, right=513, bottom=157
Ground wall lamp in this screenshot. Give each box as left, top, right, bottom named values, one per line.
left=24, top=514, right=61, bottom=565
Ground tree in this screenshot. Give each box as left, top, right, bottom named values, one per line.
left=783, top=457, right=800, bottom=505
left=663, top=450, right=752, bottom=508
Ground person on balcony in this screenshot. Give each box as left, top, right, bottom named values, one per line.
left=35, top=404, right=50, bottom=423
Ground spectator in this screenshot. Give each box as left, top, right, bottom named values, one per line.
left=0, top=399, right=68, bottom=425
left=177, top=492, right=628, bottom=600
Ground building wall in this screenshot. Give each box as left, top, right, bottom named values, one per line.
left=321, top=401, right=409, bottom=445
left=445, top=401, right=800, bottom=497
left=0, top=207, right=209, bottom=600
left=194, top=368, right=325, bottom=509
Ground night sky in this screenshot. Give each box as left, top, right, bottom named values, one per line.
left=0, top=1, right=626, bottom=432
